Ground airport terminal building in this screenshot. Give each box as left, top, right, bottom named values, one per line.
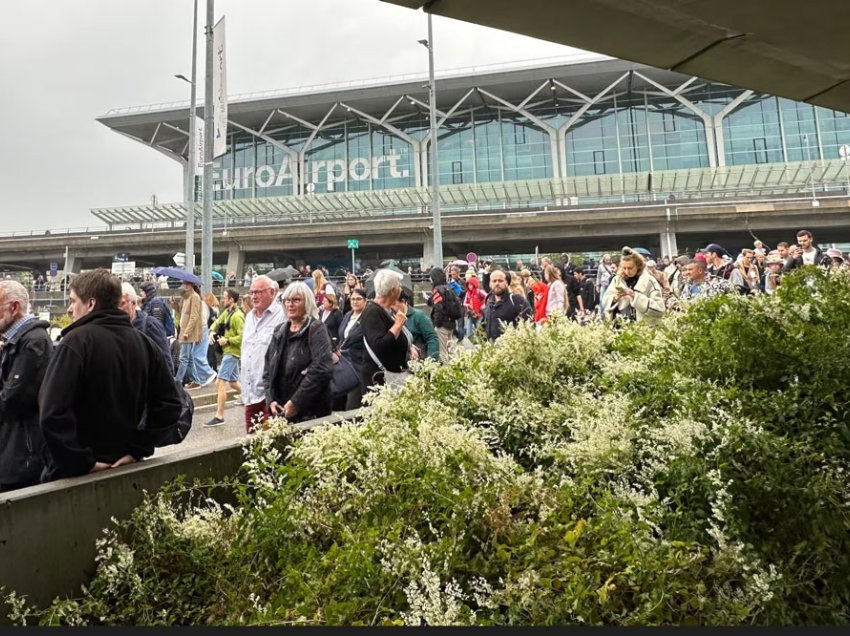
left=5, top=54, right=845, bottom=278
left=95, top=54, right=850, bottom=232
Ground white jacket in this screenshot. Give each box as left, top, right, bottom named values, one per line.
left=602, top=270, right=665, bottom=324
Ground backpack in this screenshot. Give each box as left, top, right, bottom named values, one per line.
left=146, top=383, right=194, bottom=447
left=135, top=325, right=194, bottom=447
left=443, top=286, right=463, bottom=321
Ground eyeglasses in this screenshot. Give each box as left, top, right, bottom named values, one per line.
left=283, top=297, right=304, bottom=304
left=249, top=288, right=272, bottom=295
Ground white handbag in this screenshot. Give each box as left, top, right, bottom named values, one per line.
left=363, top=327, right=412, bottom=389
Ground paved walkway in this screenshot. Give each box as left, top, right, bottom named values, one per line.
left=153, top=385, right=249, bottom=457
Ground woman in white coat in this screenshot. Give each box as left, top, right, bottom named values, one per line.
left=602, top=247, right=665, bottom=324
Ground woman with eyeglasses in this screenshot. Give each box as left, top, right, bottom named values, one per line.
left=263, top=281, right=333, bottom=423
left=336, top=287, right=368, bottom=409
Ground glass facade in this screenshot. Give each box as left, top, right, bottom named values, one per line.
left=211, top=80, right=850, bottom=201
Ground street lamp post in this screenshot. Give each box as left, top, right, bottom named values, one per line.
left=803, top=134, right=819, bottom=207
left=201, top=0, right=214, bottom=292
left=419, top=12, right=442, bottom=268
left=176, top=0, right=199, bottom=272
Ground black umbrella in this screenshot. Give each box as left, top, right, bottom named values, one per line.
left=266, top=265, right=301, bottom=284
left=364, top=264, right=413, bottom=298
left=265, top=268, right=292, bottom=283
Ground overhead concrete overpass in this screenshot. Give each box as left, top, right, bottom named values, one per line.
left=2, top=193, right=849, bottom=274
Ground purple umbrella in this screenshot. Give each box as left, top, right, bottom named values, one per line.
left=153, top=267, right=202, bottom=286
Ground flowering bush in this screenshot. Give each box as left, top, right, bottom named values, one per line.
left=8, top=267, right=850, bottom=625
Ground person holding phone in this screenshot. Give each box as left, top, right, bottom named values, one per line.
left=782, top=229, right=822, bottom=273
left=602, top=247, right=665, bottom=324
left=359, top=269, right=410, bottom=395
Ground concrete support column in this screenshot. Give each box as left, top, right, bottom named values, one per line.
left=225, top=248, right=246, bottom=279
left=421, top=231, right=435, bottom=272
left=659, top=231, right=679, bottom=259
left=63, top=250, right=82, bottom=275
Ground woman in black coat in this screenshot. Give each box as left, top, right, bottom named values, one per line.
left=319, top=294, right=343, bottom=349
left=263, top=282, right=333, bottom=424
left=359, top=269, right=410, bottom=397
left=336, top=287, right=367, bottom=409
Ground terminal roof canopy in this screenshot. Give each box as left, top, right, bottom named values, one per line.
left=382, top=0, right=850, bottom=113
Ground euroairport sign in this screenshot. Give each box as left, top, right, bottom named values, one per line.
left=212, top=151, right=410, bottom=192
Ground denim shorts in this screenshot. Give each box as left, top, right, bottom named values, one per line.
left=218, top=354, right=240, bottom=382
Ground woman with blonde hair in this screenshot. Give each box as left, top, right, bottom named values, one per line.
left=544, top=265, right=568, bottom=321
left=602, top=247, right=665, bottom=324
left=241, top=293, right=253, bottom=314
left=312, top=270, right=336, bottom=306
left=508, top=271, right=526, bottom=299
left=319, top=292, right=343, bottom=348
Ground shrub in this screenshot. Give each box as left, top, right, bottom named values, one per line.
left=9, top=267, right=850, bottom=625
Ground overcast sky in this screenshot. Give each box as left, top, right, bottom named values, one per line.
left=0, top=0, right=590, bottom=232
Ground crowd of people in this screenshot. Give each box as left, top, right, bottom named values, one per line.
left=0, top=228, right=842, bottom=494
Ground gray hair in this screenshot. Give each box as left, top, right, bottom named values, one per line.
left=252, top=275, right=279, bottom=292
left=373, top=268, right=403, bottom=297
left=0, top=280, right=29, bottom=310
left=120, top=282, right=138, bottom=302
left=280, top=281, right=318, bottom=320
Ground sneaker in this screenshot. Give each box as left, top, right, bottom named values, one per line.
left=185, top=382, right=202, bottom=389
left=201, top=372, right=217, bottom=387
left=204, top=417, right=225, bottom=427
left=233, top=394, right=243, bottom=406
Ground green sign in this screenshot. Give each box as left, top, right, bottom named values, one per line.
left=347, top=239, right=359, bottom=249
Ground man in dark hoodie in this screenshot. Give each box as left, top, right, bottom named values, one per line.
left=0, top=281, right=52, bottom=492
left=426, top=267, right=460, bottom=363
left=140, top=280, right=175, bottom=338
left=39, top=269, right=182, bottom=481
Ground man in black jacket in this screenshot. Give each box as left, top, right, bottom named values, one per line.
left=483, top=270, right=532, bottom=341
left=0, top=281, right=53, bottom=492
left=782, top=229, right=823, bottom=273
left=39, top=269, right=182, bottom=481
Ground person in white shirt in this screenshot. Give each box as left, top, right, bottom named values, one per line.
left=239, top=275, right=284, bottom=433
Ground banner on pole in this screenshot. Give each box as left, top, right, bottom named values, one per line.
left=195, top=116, right=205, bottom=170
left=212, top=16, right=228, bottom=158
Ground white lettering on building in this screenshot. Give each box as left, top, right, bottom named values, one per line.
left=212, top=152, right=409, bottom=191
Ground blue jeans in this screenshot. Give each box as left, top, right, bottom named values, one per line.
left=191, top=327, right=215, bottom=382
left=464, top=314, right=479, bottom=340
left=175, top=341, right=196, bottom=384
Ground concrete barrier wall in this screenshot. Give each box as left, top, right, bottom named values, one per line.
left=0, top=410, right=363, bottom=614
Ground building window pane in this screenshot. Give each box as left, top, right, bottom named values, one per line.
left=593, top=150, right=606, bottom=175
left=753, top=137, right=768, bottom=163
left=514, top=123, right=526, bottom=145
left=452, top=160, right=463, bottom=184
